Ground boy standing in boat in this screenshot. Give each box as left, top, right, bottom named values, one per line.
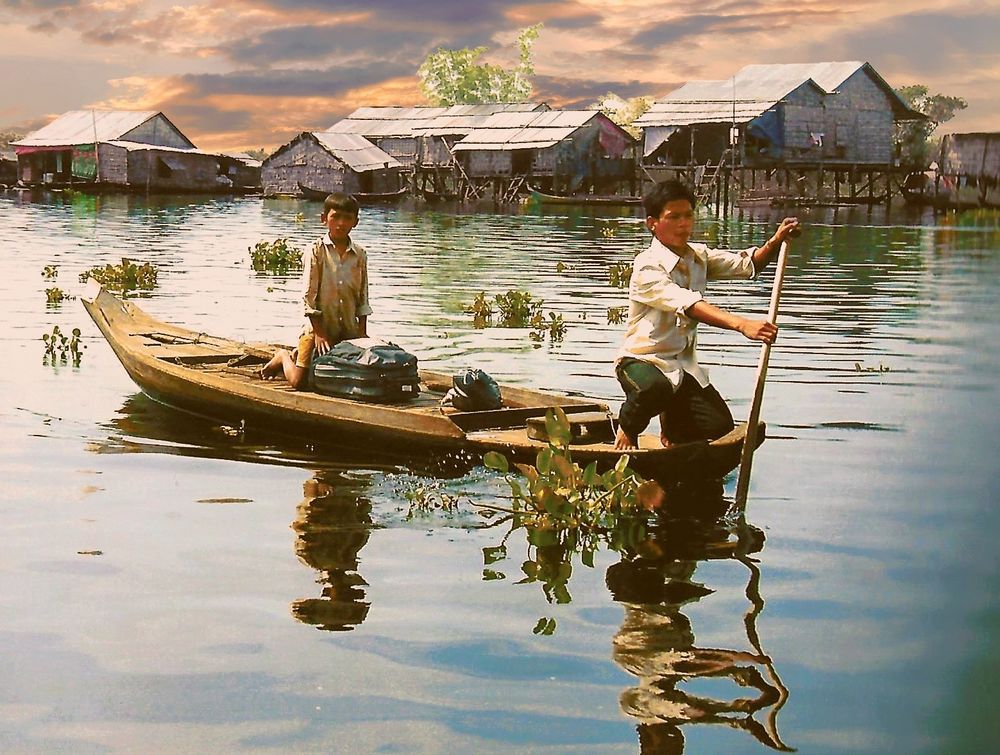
left=614, top=180, right=799, bottom=450
left=261, top=192, right=371, bottom=389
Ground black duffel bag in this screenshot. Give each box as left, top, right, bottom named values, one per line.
left=310, top=338, right=420, bottom=403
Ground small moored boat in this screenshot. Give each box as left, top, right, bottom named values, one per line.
left=81, top=283, right=762, bottom=480
left=529, top=187, right=642, bottom=206
left=298, top=183, right=408, bottom=204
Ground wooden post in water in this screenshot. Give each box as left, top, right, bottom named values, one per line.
left=735, top=240, right=791, bottom=510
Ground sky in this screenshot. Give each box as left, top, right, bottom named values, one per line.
left=1, top=0, right=997, bottom=152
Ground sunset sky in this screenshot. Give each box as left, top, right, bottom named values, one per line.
left=2, top=0, right=997, bottom=152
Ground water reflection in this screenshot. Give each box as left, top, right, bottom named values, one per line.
left=607, top=508, right=793, bottom=753
left=89, top=391, right=475, bottom=475
left=290, top=474, right=374, bottom=632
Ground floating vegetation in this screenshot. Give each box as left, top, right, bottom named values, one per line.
left=466, top=291, right=494, bottom=328
left=41, top=265, right=58, bottom=280
left=609, top=261, right=632, bottom=288
left=607, top=305, right=627, bottom=325
left=466, top=290, right=567, bottom=343
left=529, top=311, right=566, bottom=343
left=855, top=361, right=891, bottom=373
left=555, top=261, right=566, bottom=273
left=294, top=212, right=305, bottom=223
left=403, top=482, right=465, bottom=520
left=80, top=258, right=159, bottom=297
left=478, top=409, right=660, bottom=615
left=45, top=287, right=70, bottom=304
left=42, top=325, right=84, bottom=366
left=495, top=289, right=541, bottom=327
left=249, top=238, right=303, bottom=274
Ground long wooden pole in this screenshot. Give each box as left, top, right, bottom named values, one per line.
left=735, top=240, right=791, bottom=509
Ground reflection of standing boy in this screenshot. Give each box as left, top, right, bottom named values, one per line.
left=261, top=192, right=372, bottom=389
left=615, top=180, right=799, bottom=450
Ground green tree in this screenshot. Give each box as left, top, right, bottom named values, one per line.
left=1, top=130, right=25, bottom=150
left=894, top=85, right=968, bottom=169
left=418, top=24, right=542, bottom=106
left=590, top=92, right=652, bottom=139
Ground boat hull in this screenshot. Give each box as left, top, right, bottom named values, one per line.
left=81, top=284, right=762, bottom=480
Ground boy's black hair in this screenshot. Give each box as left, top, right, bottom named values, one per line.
left=323, top=191, right=360, bottom=217
left=643, top=179, right=697, bottom=219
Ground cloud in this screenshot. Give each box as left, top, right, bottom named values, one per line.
left=533, top=74, right=670, bottom=108
left=214, top=23, right=436, bottom=66
left=260, top=0, right=556, bottom=25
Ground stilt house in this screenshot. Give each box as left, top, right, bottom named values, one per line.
left=636, top=62, right=925, bottom=168
left=325, top=107, right=449, bottom=169
left=937, top=132, right=999, bottom=207
left=261, top=132, right=403, bottom=197
left=450, top=110, right=637, bottom=197
left=11, top=110, right=234, bottom=191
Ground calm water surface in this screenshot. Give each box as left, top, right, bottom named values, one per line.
left=1, top=192, right=997, bottom=754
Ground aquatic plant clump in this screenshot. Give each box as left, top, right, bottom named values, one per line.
left=45, top=287, right=70, bottom=304
left=42, top=325, right=84, bottom=366
left=249, top=238, right=304, bottom=274
left=478, top=408, right=660, bottom=612
left=466, top=289, right=567, bottom=342
left=80, top=258, right=159, bottom=296
left=608, top=262, right=632, bottom=288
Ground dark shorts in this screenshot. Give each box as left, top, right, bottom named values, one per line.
left=616, top=358, right=734, bottom=444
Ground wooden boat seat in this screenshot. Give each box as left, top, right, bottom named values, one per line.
left=525, top=410, right=615, bottom=444
left=446, top=403, right=607, bottom=432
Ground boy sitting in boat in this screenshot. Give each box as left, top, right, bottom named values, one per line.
left=261, top=192, right=371, bottom=389
left=614, top=180, right=799, bottom=450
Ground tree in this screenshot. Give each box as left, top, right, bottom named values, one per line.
left=1, top=131, right=24, bottom=150
left=419, top=24, right=541, bottom=106
left=590, top=93, right=652, bottom=139
left=894, top=85, right=968, bottom=169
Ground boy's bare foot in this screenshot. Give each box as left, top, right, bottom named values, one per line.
left=614, top=428, right=637, bottom=450
left=659, top=432, right=674, bottom=448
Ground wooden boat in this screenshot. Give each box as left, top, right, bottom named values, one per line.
left=81, top=283, right=762, bottom=480
left=529, top=187, right=642, bottom=206
left=298, top=183, right=408, bottom=204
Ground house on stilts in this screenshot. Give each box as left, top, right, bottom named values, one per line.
left=11, top=110, right=252, bottom=193
left=634, top=61, right=926, bottom=208
left=260, top=131, right=403, bottom=198
left=449, top=109, right=638, bottom=201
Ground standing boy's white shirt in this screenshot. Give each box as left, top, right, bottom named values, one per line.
left=616, top=236, right=758, bottom=388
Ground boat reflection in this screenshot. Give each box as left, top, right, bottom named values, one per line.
left=89, top=391, right=475, bottom=475
left=290, top=474, right=374, bottom=632
left=607, top=499, right=794, bottom=753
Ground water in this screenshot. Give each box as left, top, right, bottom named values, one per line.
left=1, top=191, right=997, bottom=754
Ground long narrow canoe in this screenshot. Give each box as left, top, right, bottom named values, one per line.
left=529, top=187, right=643, bottom=206
left=81, top=283, right=762, bottom=480
left=298, top=183, right=408, bottom=204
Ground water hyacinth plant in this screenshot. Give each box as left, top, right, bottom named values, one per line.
left=466, top=289, right=567, bottom=342
left=608, top=261, right=632, bottom=288
left=249, top=238, right=303, bottom=274
left=45, top=287, right=70, bottom=304
left=42, top=325, right=84, bottom=366
left=479, top=408, right=662, bottom=616
left=80, top=258, right=158, bottom=297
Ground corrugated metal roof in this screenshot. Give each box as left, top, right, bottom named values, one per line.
left=105, top=140, right=210, bottom=155
left=312, top=132, right=401, bottom=172
left=452, top=110, right=605, bottom=152
left=415, top=103, right=549, bottom=136
left=636, top=61, right=920, bottom=127
left=328, top=106, right=449, bottom=137
left=13, top=110, right=160, bottom=147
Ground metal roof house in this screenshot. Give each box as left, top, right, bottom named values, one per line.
left=261, top=131, right=403, bottom=197
left=635, top=61, right=924, bottom=167
left=325, top=107, right=450, bottom=168
left=10, top=110, right=236, bottom=191
left=412, top=103, right=549, bottom=167
left=450, top=109, right=637, bottom=195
